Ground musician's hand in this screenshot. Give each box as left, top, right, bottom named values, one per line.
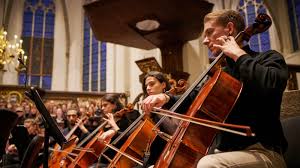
left=213, top=35, right=246, bottom=61
left=97, top=129, right=117, bottom=141
left=77, top=118, right=89, bottom=134
left=7, top=144, right=18, bottom=155
left=103, top=113, right=120, bottom=131
left=141, top=93, right=169, bottom=114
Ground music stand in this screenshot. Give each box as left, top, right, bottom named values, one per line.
left=25, top=87, right=75, bottom=168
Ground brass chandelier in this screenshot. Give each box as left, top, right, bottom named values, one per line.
left=0, top=27, right=27, bottom=72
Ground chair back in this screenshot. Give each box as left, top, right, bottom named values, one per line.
left=20, top=135, right=44, bottom=168
left=0, top=109, right=18, bottom=159
left=281, top=116, right=300, bottom=168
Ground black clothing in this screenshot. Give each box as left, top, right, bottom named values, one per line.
left=2, top=126, right=31, bottom=168
left=166, top=46, right=288, bottom=154
left=113, top=109, right=141, bottom=134
left=98, top=110, right=141, bottom=165
left=62, top=124, right=89, bottom=143
left=9, top=125, right=31, bottom=159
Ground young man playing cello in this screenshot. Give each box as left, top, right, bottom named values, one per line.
left=142, top=10, right=288, bottom=168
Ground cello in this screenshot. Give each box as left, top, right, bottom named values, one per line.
left=67, top=104, right=135, bottom=168
left=152, top=13, right=272, bottom=168
left=47, top=114, right=90, bottom=167
left=106, top=116, right=158, bottom=168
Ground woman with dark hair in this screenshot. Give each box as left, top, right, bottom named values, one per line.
left=142, top=71, right=179, bottom=134
left=98, top=94, right=141, bottom=139
left=97, top=94, right=126, bottom=140
left=139, top=71, right=181, bottom=167
left=94, top=94, right=140, bottom=167
left=96, top=72, right=174, bottom=167
left=142, top=71, right=171, bottom=97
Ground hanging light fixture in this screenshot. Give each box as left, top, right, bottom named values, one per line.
left=0, top=27, right=27, bottom=72
left=1, top=0, right=27, bottom=72
left=135, top=19, right=160, bottom=31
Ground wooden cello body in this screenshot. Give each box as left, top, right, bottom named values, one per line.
left=47, top=135, right=78, bottom=168
left=67, top=130, right=107, bottom=168
left=154, top=69, right=242, bottom=168
left=107, top=118, right=157, bottom=168
left=68, top=105, right=135, bottom=168
left=47, top=116, right=88, bottom=168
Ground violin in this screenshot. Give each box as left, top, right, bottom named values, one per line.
left=152, top=13, right=272, bottom=168
left=168, top=78, right=189, bottom=95
left=113, top=103, right=134, bottom=120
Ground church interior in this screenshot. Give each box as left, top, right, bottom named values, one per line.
left=0, top=0, right=300, bottom=167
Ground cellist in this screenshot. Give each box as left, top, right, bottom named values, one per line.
left=100, top=71, right=176, bottom=168
left=141, top=71, right=174, bottom=167
left=142, top=10, right=288, bottom=168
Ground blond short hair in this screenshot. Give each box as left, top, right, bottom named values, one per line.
left=204, top=10, right=245, bottom=33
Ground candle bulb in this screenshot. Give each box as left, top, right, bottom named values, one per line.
left=20, top=50, right=24, bottom=60
left=24, top=55, right=27, bottom=64
left=14, top=35, right=17, bottom=44
left=3, top=31, right=7, bottom=40
left=20, top=39, right=23, bottom=48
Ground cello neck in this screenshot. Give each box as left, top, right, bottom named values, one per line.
left=77, top=120, right=108, bottom=147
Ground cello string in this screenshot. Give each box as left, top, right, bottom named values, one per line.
left=151, top=32, right=246, bottom=132
left=49, top=148, right=79, bottom=157
left=97, top=113, right=145, bottom=165
left=104, top=142, right=143, bottom=166
left=101, top=153, right=112, bottom=162
left=101, top=119, right=158, bottom=167
left=77, top=121, right=108, bottom=147
left=111, top=113, right=145, bottom=145
left=152, top=76, right=210, bottom=132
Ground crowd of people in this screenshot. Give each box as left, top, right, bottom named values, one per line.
left=0, top=95, right=113, bottom=167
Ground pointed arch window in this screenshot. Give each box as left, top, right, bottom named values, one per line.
left=20, top=0, right=55, bottom=90
left=287, top=0, right=300, bottom=51
left=237, top=0, right=271, bottom=52
left=83, top=17, right=106, bottom=92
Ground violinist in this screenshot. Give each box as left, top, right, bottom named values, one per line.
left=97, top=94, right=140, bottom=140
left=62, top=109, right=89, bottom=142
left=95, top=94, right=140, bottom=166
left=142, top=10, right=288, bottom=168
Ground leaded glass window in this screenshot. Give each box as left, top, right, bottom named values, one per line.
left=237, top=0, right=271, bottom=52
left=287, top=0, right=300, bottom=51
left=20, top=0, right=55, bottom=90
left=83, top=17, right=106, bottom=91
